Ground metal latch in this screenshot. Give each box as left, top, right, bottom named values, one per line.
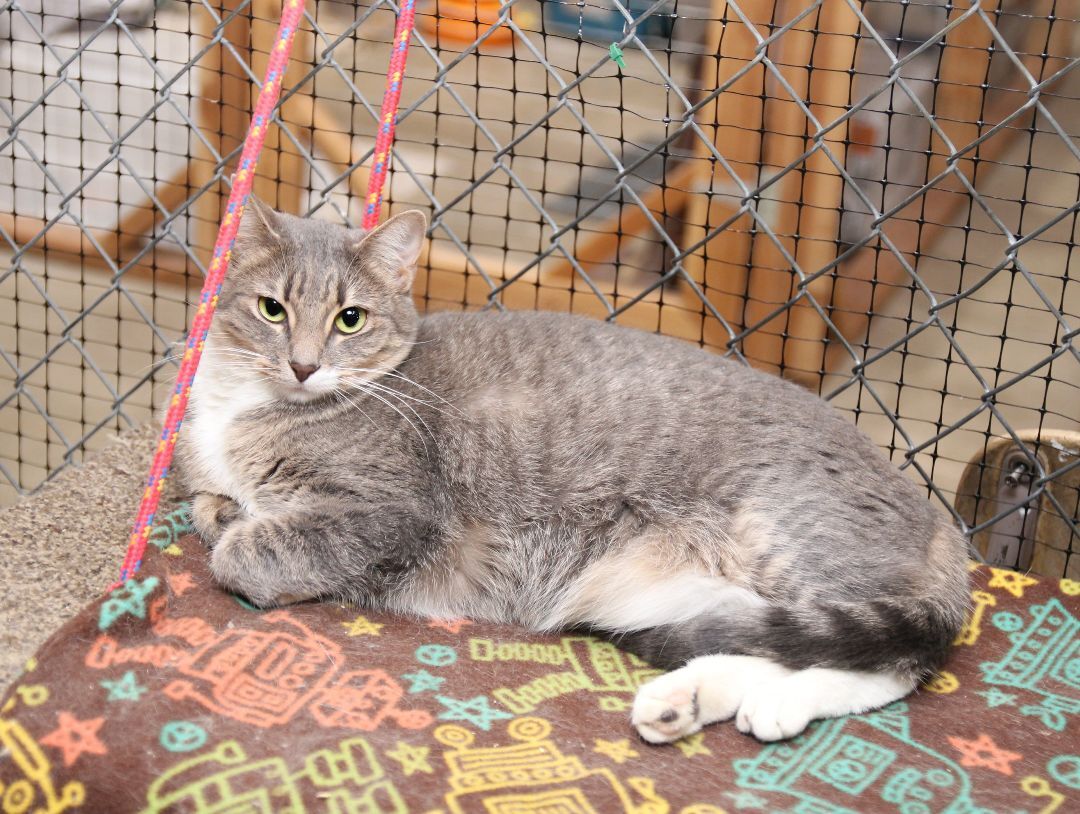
left=981, top=449, right=1040, bottom=570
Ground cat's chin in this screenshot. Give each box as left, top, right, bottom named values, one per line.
left=275, top=381, right=335, bottom=405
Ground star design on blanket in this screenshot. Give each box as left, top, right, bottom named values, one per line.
left=674, top=732, right=711, bottom=758
left=593, top=738, right=638, bottom=764
left=948, top=733, right=1023, bottom=775
left=987, top=567, right=1039, bottom=598
left=39, top=711, right=108, bottom=766
left=436, top=695, right=513, bottom=731
left=98, top=576, right=160, bottom=630
left=100, top=671, right=147, bottom=702
left=427, top=617, right=473, bottom=633
left=342, top=615, right=384, bottom=636
left=167, top=572, right=196, bottom=597
left=977, top=688, right=1018, bottom=708
left=401, top=669, right=446, bottom=694
left=385, top=740, right=433, bottom=776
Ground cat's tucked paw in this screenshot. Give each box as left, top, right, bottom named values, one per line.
left=735, top=679, right=813, bottom=741
left=191, top=492, right=245, bottom=547
left=631, top=671, right=704, bottom=744
left=210, top=518, right=317, bottom=608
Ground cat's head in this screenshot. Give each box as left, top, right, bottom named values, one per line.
left=208, top=198, right=426, bottom=404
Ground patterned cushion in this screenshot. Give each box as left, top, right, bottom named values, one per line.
left=1, top=504, right=1078, bottom=813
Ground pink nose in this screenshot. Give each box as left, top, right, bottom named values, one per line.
left=290, top=363, right=319, bottom=383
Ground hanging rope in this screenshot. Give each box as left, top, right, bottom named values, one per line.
left=114, top=0, right=416, bottom=586
left=364, top=0, right=416, bottom=229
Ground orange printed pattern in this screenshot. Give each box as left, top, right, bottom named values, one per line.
left=3, top=506, right=1078, bottom=814
left=86, top=605, right=431, bottom=733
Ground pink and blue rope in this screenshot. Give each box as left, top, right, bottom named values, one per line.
left=115, top=0, right=416, bottom=586
left=363, top=0, right=416, bottom=230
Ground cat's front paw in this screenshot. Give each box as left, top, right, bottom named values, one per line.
left=210, top=518, right=317, bottom=608
left=191, top=492, right=245, bottom=547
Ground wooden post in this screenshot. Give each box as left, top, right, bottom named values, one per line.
left=681, top=0, right=759, bottom=349
left=189, top=0, right=255, bottom=266
left=822, top=0, right=1030, bottom=378
left=681, top=0, right=859, bottom=385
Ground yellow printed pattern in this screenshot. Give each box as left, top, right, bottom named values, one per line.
left=142, top=736, right=404, bottom=813
left=0, top=719, right=85, bottom=814
left=470, top=636, right=661, bottom=714
left=435, top=717, right=669, bottom=814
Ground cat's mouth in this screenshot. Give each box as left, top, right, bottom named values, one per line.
left=276, top=368, right=338, bottom=404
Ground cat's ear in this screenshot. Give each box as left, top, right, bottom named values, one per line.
left=352, top=209, right=427, bottom=292
left=237, top=195, right=284, bottom=246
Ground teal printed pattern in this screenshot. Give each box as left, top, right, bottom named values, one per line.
left=734, top=704, right=986, bottom=814
left=982, top=598, right=1080, bottom=731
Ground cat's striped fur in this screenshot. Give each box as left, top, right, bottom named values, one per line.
left=175, top=200, right=969, bottom=742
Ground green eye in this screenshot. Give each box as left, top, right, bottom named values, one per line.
left=335, top=307, right=367, bottom=334
left=258, top=296, right=286, bottom=323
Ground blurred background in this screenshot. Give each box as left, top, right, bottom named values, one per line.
left=0, top=0, right=1077, bottom=575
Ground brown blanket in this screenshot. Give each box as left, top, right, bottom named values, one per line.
left=2, top=504, right=1078, bottom=813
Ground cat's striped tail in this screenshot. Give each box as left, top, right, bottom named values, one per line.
left=610, top=591, right=965, bottom=678
left=611, top=522, right=970, bottom=678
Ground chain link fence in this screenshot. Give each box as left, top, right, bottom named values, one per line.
left=1, top=0, right=1078, bottom=574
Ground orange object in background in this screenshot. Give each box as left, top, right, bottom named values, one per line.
left=417, top=0, right=515, bottom=50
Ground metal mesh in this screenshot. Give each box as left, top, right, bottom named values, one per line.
left=1, top=0, right=1078, bottom=573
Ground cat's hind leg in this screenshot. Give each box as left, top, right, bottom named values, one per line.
left=632, top=658, right=914, bottom=743
left=631, top=654, right=788, bottom=743
left=734, top=667, right=914, bottom=741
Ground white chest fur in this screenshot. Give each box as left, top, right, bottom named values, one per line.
left=183, top=353, right=273, bottom=515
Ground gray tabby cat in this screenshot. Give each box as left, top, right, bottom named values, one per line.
left=175, top=199, right=969, bottom=744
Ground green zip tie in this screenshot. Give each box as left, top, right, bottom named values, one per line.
left=609, top=43, right=626, bottom=70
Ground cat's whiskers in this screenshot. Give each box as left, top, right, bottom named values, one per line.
left=211, top=346, right=267, bottom=360
left=204, top=351, right=270, bottom=368
left=155, top=346, right=264, bottom=371
left=209, top=362, right=274, bottom=377
left=202, top=355, right=277, bottom=382
left=341, top=377, right=432, bottom=437
left=207, top=355, right=268, bottom=369
left=336, top=365, right=462, bottom=416
left=150, top=346, right=274, bottom=385
left=208, top=350, right=267, bottom=369
left=207, top=360, right=269, bottom=372
left=340, top=373, right=455, bottom=420
left=339, top=379, right=431, bottom=447
left=209, top=366, right=276, bottom=387
left=337, top=371, right=435, bottom=413
left=332, top=389, right=377, bottom=429
left=208, top=349, right=278, bottom=377
left=131, top=355, right=183, bottom=375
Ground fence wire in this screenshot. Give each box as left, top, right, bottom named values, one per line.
left=1, top=0, right=1078, bottom=575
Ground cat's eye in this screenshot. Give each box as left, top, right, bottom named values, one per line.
left=258, top=296, right=287, bottom=323
left=335, top=307, right=367, bottom=334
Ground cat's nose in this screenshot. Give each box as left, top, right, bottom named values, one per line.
left=289, top=362, right=319, bottom=383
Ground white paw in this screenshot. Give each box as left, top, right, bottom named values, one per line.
left=631, top=670, right=705, bottom=744
left=735, top=680, right=813, bottom=741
